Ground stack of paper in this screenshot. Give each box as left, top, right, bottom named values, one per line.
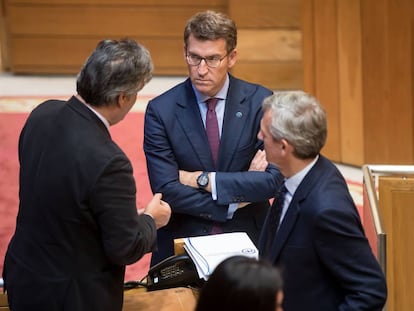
left=183, top=232, right=258, bottom=280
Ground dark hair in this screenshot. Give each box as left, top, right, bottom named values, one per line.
left=195, top=256, right=283, bottom=311
left=76, top=38, right=153, bottom=107
left=184, top=10, right=237, bottom=54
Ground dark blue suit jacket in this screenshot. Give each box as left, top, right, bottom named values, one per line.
left=144, top=75, right=282, bottom=264
left=259, top=155, right=387, bottom=311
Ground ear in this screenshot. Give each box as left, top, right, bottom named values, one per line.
left=280, top=139, right=289, bottom=151
left=227, top=49, right=237, bottom=69
left=117, top=92, right=128, bottom=108
left=183, top=44, right=187, bottom=61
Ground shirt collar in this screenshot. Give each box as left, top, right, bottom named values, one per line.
left=192, top=74, right=230, bottom=103
left=285, top=155, right=319, bottom=195
left=76, top=94, right=110, bottom=131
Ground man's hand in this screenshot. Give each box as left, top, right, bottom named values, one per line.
left=179, top=170, right=213, bottom=192
left=143, top=193, right=171, bottom=229
left=238, top=202, right=250, bottom=209
left=179, top=170, right=201, bottom=188
left=249, top=149, right=268, bottom=172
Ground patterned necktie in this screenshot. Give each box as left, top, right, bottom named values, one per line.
left=205, top=98, right=220, bottom=168
left=263, top=184, right=288, bottom=257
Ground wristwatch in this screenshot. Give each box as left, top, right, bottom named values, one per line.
left=197, top=171, right=209, bottom=189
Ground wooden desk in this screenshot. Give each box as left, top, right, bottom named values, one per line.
left=0, top=240, right=195, bottom=311
left=0, top=287, right=197, bottom=311
left=0, top=291, right=9, bottom=311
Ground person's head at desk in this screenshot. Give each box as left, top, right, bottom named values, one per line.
left=195, top=256, right=284, bottom=311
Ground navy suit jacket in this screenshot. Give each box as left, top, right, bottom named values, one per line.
left=3, top=97, right=157, bottom=311
left=144, top=75, right=282, bottom=264
left=259, top=155, right=387, bottom=311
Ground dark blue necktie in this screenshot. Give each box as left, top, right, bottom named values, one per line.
left=263, top=184, right=288, bottom=257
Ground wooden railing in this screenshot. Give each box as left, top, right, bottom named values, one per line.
left=362, top=165, right=414, bottom=311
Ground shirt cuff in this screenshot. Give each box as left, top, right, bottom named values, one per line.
left=211, top=172, right=233, bottom=219
left=227, top=203, right=238, bottom=219
left=210, top=172, right=217, bottom=200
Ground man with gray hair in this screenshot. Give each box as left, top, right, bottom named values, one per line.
left=3, top=39, right=171, bottom=311
left=258, top=91, right=387, bottom=310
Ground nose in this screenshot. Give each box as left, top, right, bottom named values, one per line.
left=197, top=59, right=209, bottom=75
left=257, top=130, right=263, bottom=140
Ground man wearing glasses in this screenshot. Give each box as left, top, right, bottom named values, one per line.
left=144, top=10, right=282, bottom=266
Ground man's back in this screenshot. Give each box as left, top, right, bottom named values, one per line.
left=5, top=97, right=155, bottom=310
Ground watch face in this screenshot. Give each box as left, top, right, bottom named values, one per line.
left=198, top=174, right=208, bottom=186
left=197, top=173, right=208, bottom=187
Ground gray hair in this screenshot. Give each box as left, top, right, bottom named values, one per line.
left=262, top=91, right=327, bottom=159
left=76, top=38, right=153, bottom=107
left=184, top=10, right=237, bottom=54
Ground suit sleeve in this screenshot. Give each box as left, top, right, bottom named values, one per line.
left=313, top=200, right=387, bottom=310
left=144, top=101, right=230, bottom=222
left=215, top=164, right=283, bottom=205
left=89, top=154, right=157, bottom=266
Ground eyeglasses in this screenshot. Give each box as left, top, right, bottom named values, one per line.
left=186, top=53, right=228, bottom=68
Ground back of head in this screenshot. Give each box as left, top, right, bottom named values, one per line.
left=262, top=91, right=327, bottom=159
left=76, top=38, right=153, bottom=107
left=184, top=10, right=237, bottom=54
left=195, top=256, right=283, bottom=311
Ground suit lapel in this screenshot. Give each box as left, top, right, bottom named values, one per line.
left=269, top=199, right=300, bottom=262
left=218, top=78, right=250, bottom=170
left=174, top=81, right=215, bottom=169
left=269, top=156, right=326, bottom=262
left=67, top=96, right=110, bottom=138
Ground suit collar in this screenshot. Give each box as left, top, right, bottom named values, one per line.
left=174, top=76, right=253, bottom=171
left=67, top=96, right=111, bottom=138
left=175, top=81, right=215, bottom=169
left=218, top=79, right=251, bottom=170
left=267, top=155, right=328, bottom=262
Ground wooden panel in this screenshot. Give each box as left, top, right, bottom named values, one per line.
left=7, top=6, right=226, bottom=37
left=0, top=0, right=9, bottom=71
left=229, top=0, right=300, bottom=28
left=4, top=1, right=225, bottom=75
left=232, top=61, right=302, bottom=91
left=9, top=37, right=187, bottom=74
left=301, top=0, right=315, bottom=94
left=361, top=0, right=413, bottom=164
left=337, top=0, right=364, bottom=165
left=360, top=0, right=388, bottom=164
left=302, top=0, right=414, bottom=166
left=237, top=30, right=301, bottom=61
left=8, top=0, right=224, bottom=5
left=379, top=177, right=414, bottom=311
left=313, top=0, right=340, bottom=162
left=386, top=0, right=413, bottom=163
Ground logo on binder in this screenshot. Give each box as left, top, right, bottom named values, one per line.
left=241, top=248, right=257, bottom=254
